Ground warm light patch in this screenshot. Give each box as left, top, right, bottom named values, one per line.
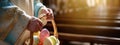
left=87, top=0, right=107, bottom=7
left=87, top=0, right=96, bottom=7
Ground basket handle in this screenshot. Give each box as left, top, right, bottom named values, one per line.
left=51, top=20, right=58, bottom=38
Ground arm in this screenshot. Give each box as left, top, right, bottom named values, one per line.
left=10, top=0, right=33, bottom=16
left=4, top=6, right=46, bottom=45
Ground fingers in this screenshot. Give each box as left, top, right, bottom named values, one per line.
left=48, top=8, right=53, bottom=16
left=46, top=8, right=54, bottom=21
left=39, top=7, right=54, bottom=21
left=27, top=7, right=54, bottom=32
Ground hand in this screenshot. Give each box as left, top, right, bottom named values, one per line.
left=38, top=7, right=54, bottom=21
left=27, top=17, right=43, bottom=32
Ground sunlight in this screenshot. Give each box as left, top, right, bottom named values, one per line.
left=87, top=0, right=96, bottom=7
left=87, top=0, right=107, bottom=7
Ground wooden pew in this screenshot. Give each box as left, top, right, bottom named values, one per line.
left=43, top=0, right=120, bottom=45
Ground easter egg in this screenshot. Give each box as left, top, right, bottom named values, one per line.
left=39, top=28, right=50, bottom=45
left=43, top=36, right=59, bottom=45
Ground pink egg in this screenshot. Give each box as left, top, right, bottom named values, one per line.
left=39, top=28, right=50, bottom=45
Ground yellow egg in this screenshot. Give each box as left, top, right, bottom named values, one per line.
left=43, top=36, right=59, bottom=45
left=43, top=37, right=52, bottom=45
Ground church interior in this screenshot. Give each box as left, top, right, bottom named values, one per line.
left=41, top=0, right=120, bottom=45
left=1, top=0, right=120, bottom=45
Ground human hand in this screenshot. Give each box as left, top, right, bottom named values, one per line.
left=27, top=17, right=43, bottom=32
left=38, top=7, right=54, bottom=22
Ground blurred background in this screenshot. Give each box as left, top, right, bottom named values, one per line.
left=41, top=0, right=120, bottom=45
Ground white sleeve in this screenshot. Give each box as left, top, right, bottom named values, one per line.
left=11, top=0, right=33, bottom=16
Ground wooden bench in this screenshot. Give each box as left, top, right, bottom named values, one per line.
left=46, top=17, right=120, bottom=45
left=43, top=0, right=120, bottom=45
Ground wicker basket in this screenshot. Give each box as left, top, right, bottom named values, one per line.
left=30, top=20, right=59, bottom=45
